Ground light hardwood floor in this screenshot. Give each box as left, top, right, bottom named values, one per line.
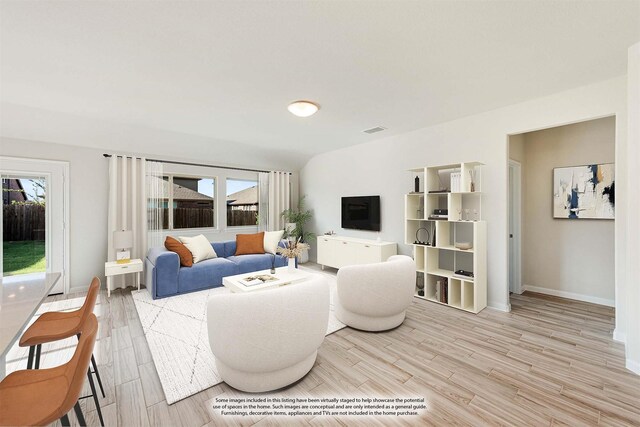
left=23, top=271, right=640, bottom=426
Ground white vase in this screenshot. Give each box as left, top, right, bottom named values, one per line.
left=288, top=257, right=296, bottom=272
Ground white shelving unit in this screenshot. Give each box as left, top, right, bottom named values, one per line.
left=405, top=162, right=487, bottom=314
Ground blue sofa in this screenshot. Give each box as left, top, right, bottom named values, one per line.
left=145, top=239, right=288, bottom=299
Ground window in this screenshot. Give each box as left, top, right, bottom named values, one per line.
left=148, top=175, right=216, bottom=230
left=226, top=178, right=258, bottom=227
left=173, top=177, right=215, bottom=229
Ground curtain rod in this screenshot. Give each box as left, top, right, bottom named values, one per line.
left=102, top=153, right=291, bottom=175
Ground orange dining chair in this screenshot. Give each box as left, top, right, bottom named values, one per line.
left=18, top=277, right=105, bottom=425
left=0, top=313, right=99, bottom=426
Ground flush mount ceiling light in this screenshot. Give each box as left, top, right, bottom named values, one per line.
left=287, top=100, right=319, bottom=117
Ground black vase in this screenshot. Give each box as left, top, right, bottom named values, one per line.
left=414, top=176, right=420, bottom=192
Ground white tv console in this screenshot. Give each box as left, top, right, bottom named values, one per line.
left=316, top=235, right=397, bottom=270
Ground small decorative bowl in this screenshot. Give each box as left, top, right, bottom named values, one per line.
left=455, top=242, right=473, bottom=250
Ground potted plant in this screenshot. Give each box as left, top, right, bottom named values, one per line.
left=281, top=195, right=315, bottom=263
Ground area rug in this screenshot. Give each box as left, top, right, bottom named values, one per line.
left=131, top=268, right=346, bottom=404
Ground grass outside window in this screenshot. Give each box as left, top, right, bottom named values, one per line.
left=3, top=241, right=46, bottom=276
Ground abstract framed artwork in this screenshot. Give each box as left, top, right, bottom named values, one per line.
left=553, top=163, right=615, bottom=219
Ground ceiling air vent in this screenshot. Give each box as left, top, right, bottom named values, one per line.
left=363, top=126, right=387, bottom=134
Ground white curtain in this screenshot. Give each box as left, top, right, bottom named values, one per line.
left=258, top=172, right=269, bottom=232
left=267, top=171, right=290, bottom=231
left=107, top=156, right=147, bottom=290
left=146, top=161, right=165, bottom=249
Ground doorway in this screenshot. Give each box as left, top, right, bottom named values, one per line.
left=506, top=116, right=616, bottom=308
left=0, top=157, right=69, bottom=295
left=508, top=160, right=522, bottom=295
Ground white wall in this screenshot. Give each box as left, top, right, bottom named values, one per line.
left=509, top=134, right=525, bottom=163
left=625, top=42, right=640, bottom=375
left=0, top=137, right=297, bottom=292
left=301, top=76, right=627, bottom=316
left=520, top=117, right=616, bottom=306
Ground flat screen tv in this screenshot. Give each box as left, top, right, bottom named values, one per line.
left=341, top=196, right=381, bottom=231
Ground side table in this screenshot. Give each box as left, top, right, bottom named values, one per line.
left=105, top=259, right=143, bottom=297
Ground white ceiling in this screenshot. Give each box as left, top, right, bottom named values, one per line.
left=1, top=1, right=639, bottom=169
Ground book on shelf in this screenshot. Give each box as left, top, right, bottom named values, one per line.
left=428, top=215, right=449, bottom=220
left=444, top=279, right=448, bottom=304
left=437, top=278, right=448, bottom=304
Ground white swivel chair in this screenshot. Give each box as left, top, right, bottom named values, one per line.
left=207, top=275, right=329, bottom=392
left=335, top=255, right=416, bottom=331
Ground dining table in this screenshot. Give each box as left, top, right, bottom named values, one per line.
left=0, top=272, right=61, bottom=380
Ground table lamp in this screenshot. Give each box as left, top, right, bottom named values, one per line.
left=113, top=230, right=133, bottom=264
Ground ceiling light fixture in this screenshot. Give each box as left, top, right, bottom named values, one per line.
left=287, top=100, right=319, bottom=117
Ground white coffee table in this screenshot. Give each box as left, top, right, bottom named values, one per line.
left=223, top=267, right=313, bottom=293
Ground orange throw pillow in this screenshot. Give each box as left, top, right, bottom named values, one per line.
left=165, top=236, right=193, bottom=267
left=235, top=232, right=266, bottom=255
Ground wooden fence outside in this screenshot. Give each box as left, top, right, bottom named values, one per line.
left=173, top=208, right=214, bottom=229
left=148, top=208, right=257, bottom=229
left=3, top=204, right=46, bottom=241
left=5, top=205, right=258, bottom=241
left=227, top=209, right=257, bottom=227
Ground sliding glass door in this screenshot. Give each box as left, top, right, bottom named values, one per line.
left=2, top=175, right=47, bottom=278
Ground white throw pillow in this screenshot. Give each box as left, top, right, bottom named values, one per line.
left=263, top=230, right=285, bottom=255
left=179, top=234, right=217, bottom=263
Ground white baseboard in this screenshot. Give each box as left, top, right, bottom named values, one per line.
left=487, top=301, right=511, bottom=312
left=522, top=284, right=615, bottom=307
left=613, top=328, right=627, bottom=343
left=627, top=358, right=640, bottom=375
left=68, top=285, right=90, bottom=295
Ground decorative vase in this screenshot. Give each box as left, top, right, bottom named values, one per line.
left=288, top=257, right=296, bottom=272
left=414, top=176, right=420, bottom=192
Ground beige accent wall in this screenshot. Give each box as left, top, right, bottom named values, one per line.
left=519, top=116, right=616, bottom=304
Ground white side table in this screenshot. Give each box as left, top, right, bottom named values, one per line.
left=105, top=259, right=143, bottom=297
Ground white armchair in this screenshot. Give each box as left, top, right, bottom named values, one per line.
left=206, top=275, right=329, bottom=392
left=335, top=255, right=416, bottom=331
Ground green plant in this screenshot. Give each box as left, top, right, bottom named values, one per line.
left=281, top=195, right=316, bottom=243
